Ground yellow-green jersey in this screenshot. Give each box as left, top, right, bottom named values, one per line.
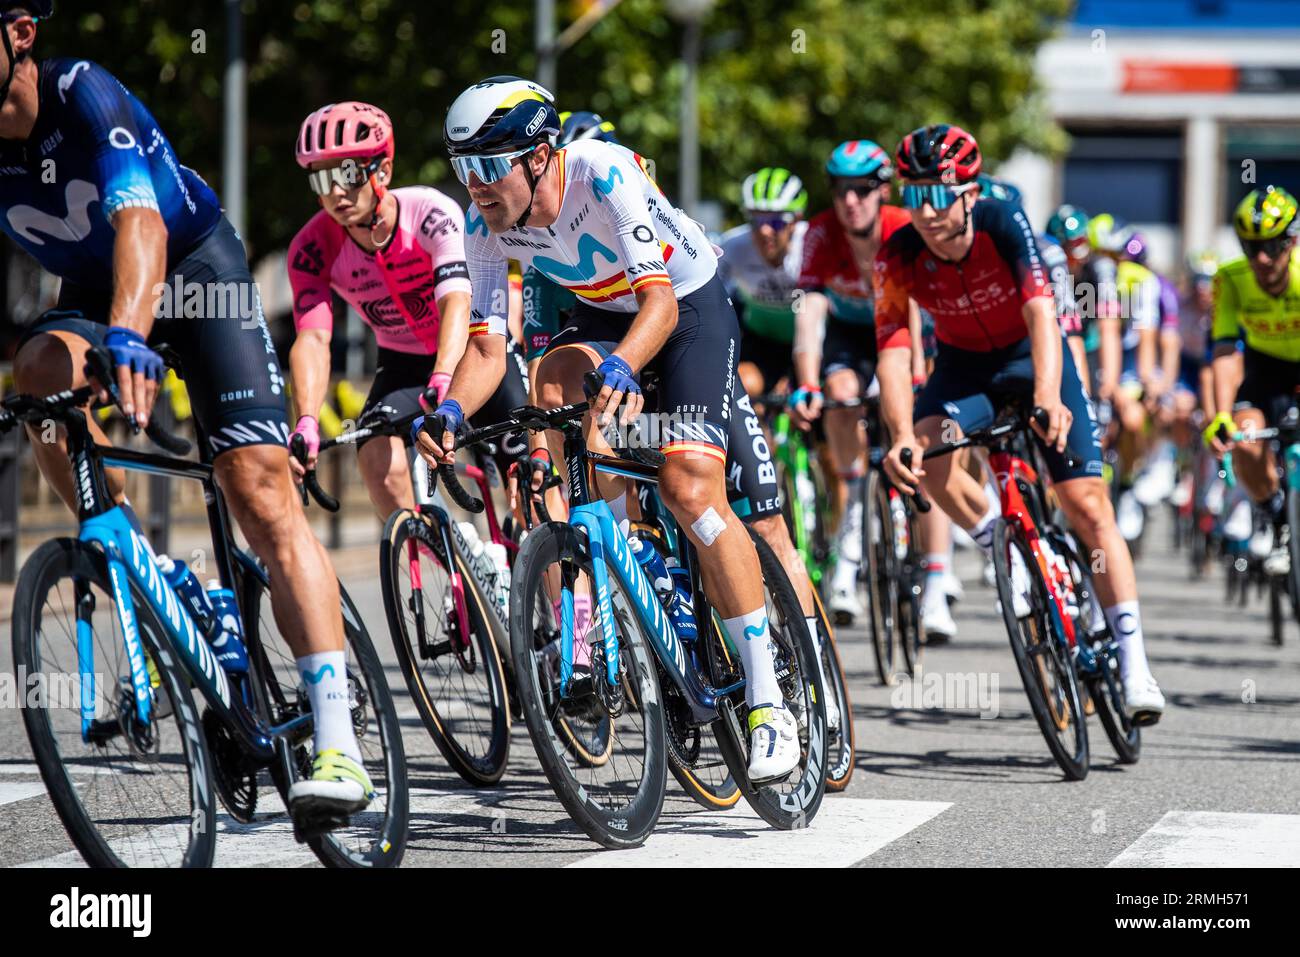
left=1212, top=254, right=1300, bottom=362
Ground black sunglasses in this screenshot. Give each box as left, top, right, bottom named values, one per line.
left=1242, top=235, right=1295, bottom=260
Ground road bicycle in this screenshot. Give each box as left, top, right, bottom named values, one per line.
left=433, top=379, right=827, bottom=848
left=922, top=403, right=1141, bottom=779
left=1213, top=401, right=1300, bottom=646
left=7, top=350, right=407, bottom=867
left=293, top=403, right=514, bottom=786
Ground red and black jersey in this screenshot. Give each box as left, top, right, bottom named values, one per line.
left=798, top=205, right=910, bottom=324
left=874, top=199, right=1054, bottom=353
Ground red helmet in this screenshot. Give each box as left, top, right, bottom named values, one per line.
left=895, top=124, right=982, bottom=184
left=295, top=102, right=394, bottom=168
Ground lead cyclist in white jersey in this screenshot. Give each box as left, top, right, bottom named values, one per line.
left=416, top=75, right=801, bottom=781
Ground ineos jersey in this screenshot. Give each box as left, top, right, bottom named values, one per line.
left=465, top=140, right=717, bottom=338
left=0, top=58, right=222, bottom=290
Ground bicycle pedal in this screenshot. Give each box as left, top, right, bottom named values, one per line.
left=1130, top=709, right=1162, bottom=728
left=291, top=809, right=350, bottom=843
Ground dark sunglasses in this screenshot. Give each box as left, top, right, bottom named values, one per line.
left=1241, top=235, right=1295, bottom=260
left=749, top=211, right=797, bottom=230
left=831, top=182, right=883, bottom=201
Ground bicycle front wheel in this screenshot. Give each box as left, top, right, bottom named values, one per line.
left=509, top=522, right=667, bottom=849
left=865, top=469, right=903, bottom=685
left=13, top=538, right=216, bottom=867
left=992, top=521, right=1089, bottom=780
left=380, top=510, right=510, bottom=786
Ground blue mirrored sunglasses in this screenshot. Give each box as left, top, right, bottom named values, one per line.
left=901, top=183, right=973, bottom=210
left=450, top=146, right=536, bottom=186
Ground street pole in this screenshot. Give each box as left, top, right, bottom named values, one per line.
left=536, top=0, right=556, bottom=92
left=223, top=0, right=245, bottom=240
left=679, top=16, right=701, bottom=216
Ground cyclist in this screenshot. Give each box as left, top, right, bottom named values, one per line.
left=1124, top=230, right=1183, bottom=510
left=0, top=4, right=373, bottom=823
left=417, top=76, right=804, bottom=779
left=876, top=123, right=1164, bottom=723
left=523, top=151, right=841, bottom=732
left=721, top=167, right=808, bottom=402
left=286, top=101, right=528, bottom=521
left=1205, top=186, right=1300, bottom=575
left=1085, top=213, right=1163, bottom=543
left=790, top=140, right=923, bottom=626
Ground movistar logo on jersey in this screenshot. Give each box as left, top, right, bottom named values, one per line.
left=6, top=179, right=100, bottom=246
left=592, top=165, right=624, bottom=204
left=466, top=206, right=488, bottom=237
left=533, top=233, right=618, bottom=284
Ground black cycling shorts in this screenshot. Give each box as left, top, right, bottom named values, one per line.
left=541, top=274, right=781, bottom=520
left=365, top=339, right=531, bottom=471
left=738, top=326, right=792, bottom=395
left=914, top=336, right=1104, bottom=483
left=1234, top=346, right=1300, bottom=424
left=820, top=314, right=877, bottom=387
left=21, top=217, right=287, bottom=459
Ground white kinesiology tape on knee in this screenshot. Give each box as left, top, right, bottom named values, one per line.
left=690, top=506, right=727, bottom=547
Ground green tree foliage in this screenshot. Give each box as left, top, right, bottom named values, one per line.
left=37, top=0, right=1070, bottom=259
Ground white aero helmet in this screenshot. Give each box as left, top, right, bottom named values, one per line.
left=444, top=75, right=561, bottom=157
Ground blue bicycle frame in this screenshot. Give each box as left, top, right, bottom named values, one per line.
left=69, top=414, right=308, bottom=762
left=555, top=448, right=742, bottom=727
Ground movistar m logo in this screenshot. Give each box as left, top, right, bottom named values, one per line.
left=743, top=616, right=769, bottom=641
left=301, top=664, right=335, bottom=684
left=8, top=179, right=100, bottom=246
left=466, top=206, right=487, bottom=237
left=533, top=233, right=617, bottom=284
left=592, top=165, right=623, bottom=204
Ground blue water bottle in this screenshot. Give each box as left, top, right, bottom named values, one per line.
left=629, top=535, right=673, bottom=597
left=667, top=564, right=699, bottom=642
left=158, top=555, right=216, bottom=636
left=205, top=581, right=249, bottom=674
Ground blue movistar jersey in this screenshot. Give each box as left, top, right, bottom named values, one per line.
left=0, top=58, right=223, bottom=290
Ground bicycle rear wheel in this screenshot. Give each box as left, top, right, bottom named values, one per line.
left=1054, top=532, right=1140, bottom=764
left=711, top=530, right=828, bottom=830
left=239, top=559, right=408, bottom=868
left=666, top=613, right=740, bottom=809
left=992, top=521, right=1089, bottom=780
left=13, top=538, right=216, bottom=867
left=380, top=509, right=510, bottom=786
left=812, top=588, right=856, bottom=792
left=509, top=522, right=666, bottom=849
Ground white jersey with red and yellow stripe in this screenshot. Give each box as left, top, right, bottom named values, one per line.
left=465, top=139, right=717, bottom=338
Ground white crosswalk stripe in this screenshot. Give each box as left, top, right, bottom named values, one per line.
left=568, top=798, right=952, bottom=868
left=1107, top=811, right=1300, bottom=868
left=0, top=782, right=46, bottom=807
left=17, top=786, right=494, bottom=868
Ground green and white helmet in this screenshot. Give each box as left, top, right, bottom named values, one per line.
left=741, top=167, right=808, bottom=215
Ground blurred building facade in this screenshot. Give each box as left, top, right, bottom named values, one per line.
left=1000, top=0, right=1300, bottom=275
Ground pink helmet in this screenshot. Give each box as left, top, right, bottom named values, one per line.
left=295, top=102, right=394, bottom=168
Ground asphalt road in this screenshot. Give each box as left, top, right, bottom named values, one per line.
left=2, top=508, right=1298, bottom=868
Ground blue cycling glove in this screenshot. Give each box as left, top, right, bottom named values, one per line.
left=592, top=354, right=640, bottom=399
left=103, top=327, right=165, bottom=383
left=412, top=399, right=465, bottom=449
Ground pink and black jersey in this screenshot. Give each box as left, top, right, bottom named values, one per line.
left=874, top=199, right=1054, bottom=353
left=287, top=186, right=472, bottom=355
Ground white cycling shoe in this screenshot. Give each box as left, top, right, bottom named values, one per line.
left=1123, top=675, right=1166, bottom=725
left=829, top=559, right=864, bottom=624
left=747, top=703, right=801, bottom=783
left=1264, top=544, right=1291, bottom=577
left=1117, top=490, right=1145, bottom=542
left=994, top=546, right=1033, bottom=619
left=941, top=569, right=964, bottom=604
left=920, top=579, right=958, bottom=640
left=1133, top=458, right=1176, bottom=507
